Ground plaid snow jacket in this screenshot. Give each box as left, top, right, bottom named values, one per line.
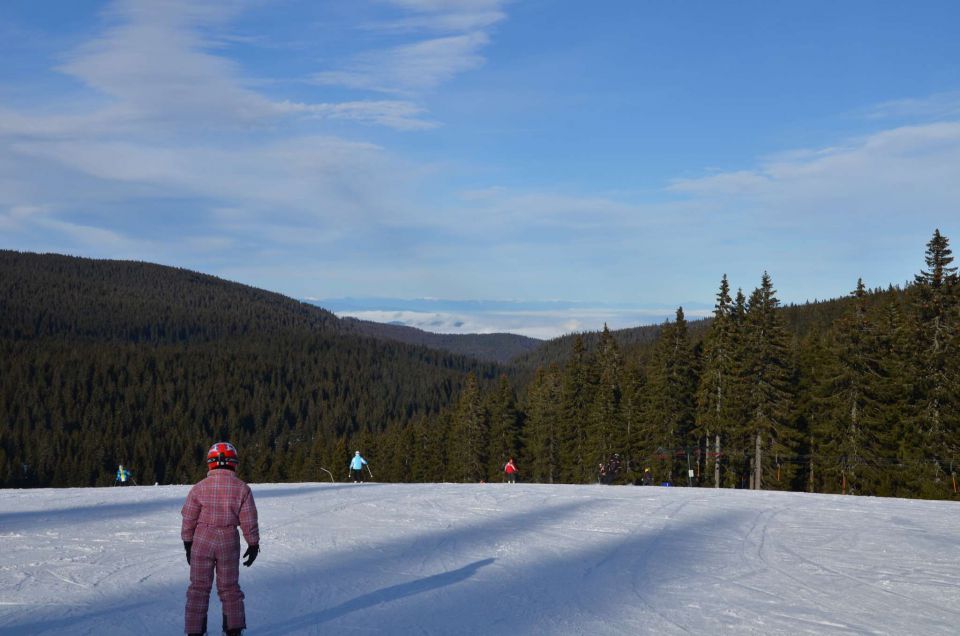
left=181, top=469, right=260, bottom=545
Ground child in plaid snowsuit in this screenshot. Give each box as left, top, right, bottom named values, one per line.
left=181, top=443, right=259, bottom=635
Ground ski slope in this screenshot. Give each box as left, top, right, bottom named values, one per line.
left=1, top=482, right=958, bottom=635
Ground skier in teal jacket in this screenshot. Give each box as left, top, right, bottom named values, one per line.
left=349, top=451, right=368, bottom=482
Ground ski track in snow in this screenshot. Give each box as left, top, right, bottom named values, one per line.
left=0, top=483, right=958, bottom=635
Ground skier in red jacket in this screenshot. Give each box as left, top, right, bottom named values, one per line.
left=181, top=442, right=260, bottom=636
left=504, top=458, right=519, bottom=484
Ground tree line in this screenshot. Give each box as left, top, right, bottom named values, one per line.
left=360, top=230, right=958, bottom=500
left=2, top=231, right=957, bottom=500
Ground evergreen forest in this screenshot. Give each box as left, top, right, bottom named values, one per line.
left=1, top=230, right=958, bottom=501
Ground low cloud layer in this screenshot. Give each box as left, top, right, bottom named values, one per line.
left=316, top=298, right=712, bottom=339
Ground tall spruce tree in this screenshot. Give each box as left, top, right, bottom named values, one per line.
left=723, top=288, right=752, bottom=487
left=641, top=308, right=697, bottom=484
left=907, top=229, right=959, bottom=497
left=815, top=279, right=885, bottom=494
left=695, top=275, right=740, bottom=487
left=487, top=375, right=521, bottom=481
left=585, top=325, right=624, bottom=480
left=523, top=365, right=563, bottom=483
left=559, top=336, right=593, bottom=482
left=620, top=359, right=646, bottom=481
left=742, top=273, right=796, bottom=490
left=868, top=289, right=913, bottom=496
left=447, top=373, right=489, bottom=482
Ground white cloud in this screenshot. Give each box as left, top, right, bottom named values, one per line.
left=314, top=32, right=491, bottom=93
left=865, top=91, right=960, bottom=121
left=314, top=0, right=505, bottom=94
left=0, top=0, right=433, bottom=138
left=335, top=305, right=712, bottom=340
left=276, top=100, right=437, bottom=130
left=370, top=0, right=506, bottom=32
left=56, top=0, right=276, bottom=129
left=668, top=122, right=960, bottom=223
left=8, top=135, right=419, bottom=227
left=35, top=217, right=134, bottom=248
left=0, top=0, right=443, bottom=234
left=0, top=205, right=43, bottom=231
left=373, top=11, right=504, bottom=33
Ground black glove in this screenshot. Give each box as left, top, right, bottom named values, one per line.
left=243, top=544, right=259, bottom=567
left=184, top=541, right=192, bottom=565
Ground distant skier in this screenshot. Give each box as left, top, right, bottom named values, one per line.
left=642, top=467, right=654, bottom=486
left=504, top=458, right=518, bottom=484
left=609, top=454, right=621, bottom=480
left=181, top=442, right=259, bottom=636
left=115, top=464, right=132, bottom=486
left=599, top=454, right=621, bottom=485
left=349, top=451, right=368, bottom=483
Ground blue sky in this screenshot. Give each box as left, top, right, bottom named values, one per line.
left=2, top=1, right=959, bottom=338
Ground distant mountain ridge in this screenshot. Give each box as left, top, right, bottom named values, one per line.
left=338, top=317, right=542, bottom=364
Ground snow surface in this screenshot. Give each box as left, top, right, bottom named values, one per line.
left=1, top=482, right=958, bottom=635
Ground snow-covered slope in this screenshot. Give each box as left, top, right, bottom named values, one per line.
left=1, top=482, right=958, bottom=635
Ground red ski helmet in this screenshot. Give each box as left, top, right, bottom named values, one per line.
left=206, top=442, right=239, bottom=470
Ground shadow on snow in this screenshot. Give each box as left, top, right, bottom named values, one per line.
left=5, top=485, right=750, bottom=635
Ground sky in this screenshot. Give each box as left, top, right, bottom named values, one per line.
left=1, top=0, right=959, bottom=338
left=2, top=481, right=959, bottom=635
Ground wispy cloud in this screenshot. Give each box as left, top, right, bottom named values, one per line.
left=372, top=0, right=507, bottom=33
left=2, top=0, right=437, bottom=141
left=276, top=99, right=437, bottom=130
left=8, top=135, right=419, bottom=225
left=865, top=91, right=960, bottom=121
left=0, top=0, right=443, bottom=249
left=314, top=0, right=506, bottom=94
left=668, top=122, right=960, bottom=223
left=314, top=32, right=492, bottom=93
left=57, top=0, right=278, bottom=129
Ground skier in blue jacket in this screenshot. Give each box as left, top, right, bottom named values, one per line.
left=349, top=451, right=368, bottom=483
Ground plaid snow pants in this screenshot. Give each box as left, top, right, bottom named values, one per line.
left=185, top=525, right=246, bottom=633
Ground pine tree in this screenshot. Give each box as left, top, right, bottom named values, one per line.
left=907, top=229, right=959, bottom=497
left=620, top=359, right=646, bottom=481
left=815, top=279, right=885, bottom=495
left=695, top=275, right=740, bottom=487
left=870, top=290, right=913, bottom=496
left=585, top=325, right=624, bottom=481
left=641, top=308, right=697, bottom=484
left=523, top=365, right=563, bottom=483
left=742, top=273, right=796, bottom=490
left=447, top=373, right=488, bottom=482
left=559, top=336, right=593, bottom=483
left=487, top=375, right=520, bottom=481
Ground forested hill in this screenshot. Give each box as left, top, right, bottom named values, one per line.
left=0, top=250, right=338, bottom=342
left=339, top=317, right=542, bottom=364
left=0, top=250, right=502, bottom=487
